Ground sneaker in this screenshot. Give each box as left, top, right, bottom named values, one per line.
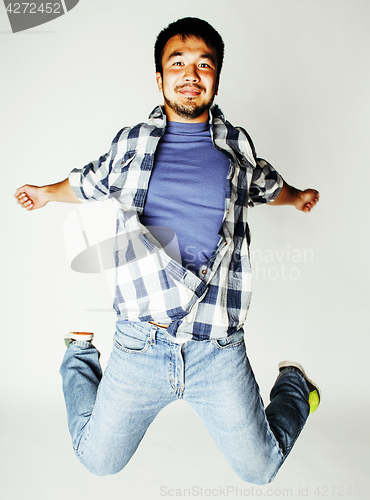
left=278, top=360, right=321, bottom=413
left=64, top=331, right=94, bottom=348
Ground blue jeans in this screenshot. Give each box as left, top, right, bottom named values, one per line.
left=59, top=321, right=310, bottom=484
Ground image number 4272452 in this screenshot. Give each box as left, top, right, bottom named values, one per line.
left=3, top=1, right=80, bottom=33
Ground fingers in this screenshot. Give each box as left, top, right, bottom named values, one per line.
left=14, top=189, right=35, bottom=210
left=303, top=198, right=318, bottom=212
left=302, top=189, right=320, bottom=212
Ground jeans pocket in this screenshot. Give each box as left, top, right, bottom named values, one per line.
left=212, top=329, right=245, bottom=350
left=114, top=325, right=150, bottom=354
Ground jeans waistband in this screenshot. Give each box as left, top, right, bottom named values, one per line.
left=116, top=320, right=190, bottom=345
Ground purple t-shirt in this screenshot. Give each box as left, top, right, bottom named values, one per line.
left=140, top=120, right=230, bottom=274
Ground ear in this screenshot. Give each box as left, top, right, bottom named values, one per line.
left=156, top=72, right=163, bottom=92
left=215, top=77, right=220, bottom=96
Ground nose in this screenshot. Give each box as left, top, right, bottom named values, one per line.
left=183, top=64, right=200, bottom=82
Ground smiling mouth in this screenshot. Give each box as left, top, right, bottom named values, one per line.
left=176, top=85, right=204, bottom=97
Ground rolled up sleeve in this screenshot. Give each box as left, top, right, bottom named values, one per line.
left=68, top=149, right=113, bottom=203
left=248, top=158, right=283, bottom=207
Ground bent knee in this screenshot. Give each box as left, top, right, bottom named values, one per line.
left=234, top=458, right=281, bottom=485
left=76, top=453, right=127, bottom=477
left=236, top=469, right=277, bottom=486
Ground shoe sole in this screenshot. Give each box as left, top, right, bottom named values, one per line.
left=64, top=331, right=94, bottom=347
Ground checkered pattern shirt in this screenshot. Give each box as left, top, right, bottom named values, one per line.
left=69, top=105, right=283, bottom=341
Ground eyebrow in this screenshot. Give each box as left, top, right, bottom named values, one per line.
left=167, top=50, right=216, bottom=66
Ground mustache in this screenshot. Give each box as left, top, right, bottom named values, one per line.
left=174, top=83, right=205, bottom=92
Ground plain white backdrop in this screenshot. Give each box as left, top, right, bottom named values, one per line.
left=1, top=1, right=369, bottom=498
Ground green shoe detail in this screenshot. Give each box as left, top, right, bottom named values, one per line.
left=64, top=338, right=76, bottom=348
left=308, top=389, right=320, bottom=413
left=278, top=360, right=321, bottom=414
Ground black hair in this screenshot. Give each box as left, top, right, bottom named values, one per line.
left=154, top=17, right=224, bottom=79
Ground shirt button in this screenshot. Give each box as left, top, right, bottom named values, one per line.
left=201, top=269, right=207, bottom=275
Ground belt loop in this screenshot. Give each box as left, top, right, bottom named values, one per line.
left=150, top=326, right=157, bottom=346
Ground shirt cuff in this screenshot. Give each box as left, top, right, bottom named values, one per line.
left=68, top=168, right=91, bottom=202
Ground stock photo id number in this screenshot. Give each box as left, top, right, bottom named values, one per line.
left=3, top=0, right=79, bottom=32
left=159, top=484, right=369, bottom=497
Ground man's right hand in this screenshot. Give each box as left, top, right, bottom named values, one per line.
left=14, top=179, right=81, bottom=210
left=14, top=184, right=49, bottom=211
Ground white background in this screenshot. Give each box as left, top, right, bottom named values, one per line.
left=1, top=1, right=369, bottom=498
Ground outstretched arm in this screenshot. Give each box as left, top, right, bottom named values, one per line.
left=269, top=180, right=319, bottom=213
left=14, top=178, right=81, bottom=211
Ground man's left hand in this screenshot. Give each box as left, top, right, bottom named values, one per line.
left=269, top=182, right=319, bottom=213
left=294, top=189, right=320, bottom=213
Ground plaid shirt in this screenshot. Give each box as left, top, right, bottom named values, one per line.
left=69, top=105, right=283, bottom=341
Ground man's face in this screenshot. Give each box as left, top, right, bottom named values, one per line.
left=156, top=35, right=219, bottom=122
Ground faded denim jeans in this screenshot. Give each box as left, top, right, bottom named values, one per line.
left=60, top=321, right=309, bottom=484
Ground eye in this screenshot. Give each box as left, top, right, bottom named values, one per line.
left=173, top=61, right=184, bottom=66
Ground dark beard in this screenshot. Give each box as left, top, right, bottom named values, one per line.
left=163, top=94, right=214, bottom=120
